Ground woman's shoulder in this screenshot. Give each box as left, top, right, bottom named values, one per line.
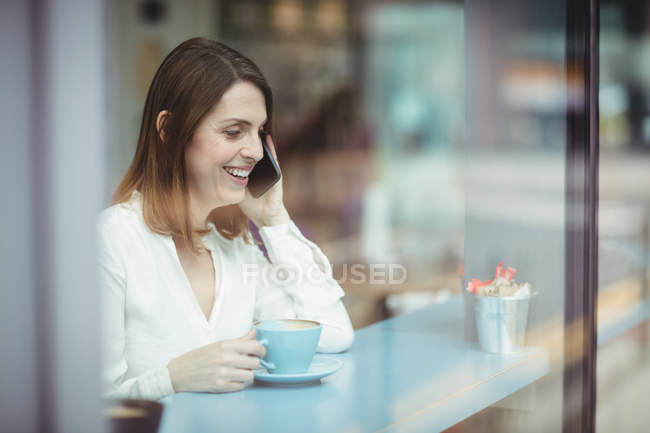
left=97, top=195, right=146, bottom=241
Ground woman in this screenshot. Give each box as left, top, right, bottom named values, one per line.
left=98, top=37, right=354, bottom=400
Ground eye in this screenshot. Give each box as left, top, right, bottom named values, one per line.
left=224, top=129, right=241, bottom=138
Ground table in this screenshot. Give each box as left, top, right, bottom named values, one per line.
left=158, top=296, right=549, bottom=433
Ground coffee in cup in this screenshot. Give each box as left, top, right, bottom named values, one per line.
left=105, top=399, right=163, bottom=433
left=253, top=319, right=322, bottom=374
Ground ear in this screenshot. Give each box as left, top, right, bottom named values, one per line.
left=156, top=110, right=170, bottom=142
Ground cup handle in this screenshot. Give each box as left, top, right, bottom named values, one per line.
left=258, top=338, right=275, bottom=371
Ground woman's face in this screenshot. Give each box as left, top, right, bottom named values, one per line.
left=184, top=81, right=267, bottom=216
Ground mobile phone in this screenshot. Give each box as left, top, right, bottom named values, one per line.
left=247, top=132, right=282, bottom=198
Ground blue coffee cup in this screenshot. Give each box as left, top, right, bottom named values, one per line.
left=253, top=319, right=322, bottom=374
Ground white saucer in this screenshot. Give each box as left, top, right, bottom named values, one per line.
left=254, top=356, right=343, bottom=384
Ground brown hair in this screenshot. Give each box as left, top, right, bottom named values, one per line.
left=113, top=37, right=274, bottom=252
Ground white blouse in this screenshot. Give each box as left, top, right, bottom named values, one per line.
left=98, top=192, right=354, bottom=400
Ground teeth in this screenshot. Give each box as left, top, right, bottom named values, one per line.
left=225, top=167, right=250, bottom=178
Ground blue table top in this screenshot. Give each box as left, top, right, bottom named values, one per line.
left=158, top=296, right=549, bottom=433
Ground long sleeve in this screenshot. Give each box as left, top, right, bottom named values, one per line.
left=251, top=220, right=355, bottom=353
left=98, top=215, right=175, bottom=400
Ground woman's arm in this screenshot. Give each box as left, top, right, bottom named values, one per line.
left=100, top=210, right=267, bottom=397
left=249, top=221, right=355, bottom=353
left=98, top=222, right=176, bottom=400
left=238, top=135, right=353, bottom=352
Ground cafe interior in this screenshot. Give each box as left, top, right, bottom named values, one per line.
left=2, top=0, right=650, bottom=432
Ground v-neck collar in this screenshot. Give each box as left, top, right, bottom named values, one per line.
left=161, top=228, right=224, bottom=329
left=201, top=229, right=224, bottom=327
left=127, top=190, right=225, bottom=328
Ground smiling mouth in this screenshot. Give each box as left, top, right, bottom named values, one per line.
left=223, top=167, right=252, bottom=186
left=223, top=167, right=252, bottom=178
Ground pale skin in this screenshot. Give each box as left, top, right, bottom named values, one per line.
left=162, top=81, right=290, bottom=393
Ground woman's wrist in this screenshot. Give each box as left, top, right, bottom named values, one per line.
left=257, top=207, right=291, bottom=227
left=167, top=356, right=185, bottom=393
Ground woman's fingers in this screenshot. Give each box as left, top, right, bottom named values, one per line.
left=265, top=134, right=279, bottom=162
left=228, top=353, right=261, bottom=370
left=225, top=367, right=255, bottom=384
left=240, top=340, right=266, bottom=358
left=171, top=332, right=265, bottom=394
left=218, top=381, right=247, bottom=393
left=226, top=339, right=266, bottom=358
left=218, top=335, right=265, bottom=359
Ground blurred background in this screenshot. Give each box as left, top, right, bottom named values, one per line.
left=105, top=2, right=650, bottom=427
left=2, top=0, right=649, bottom=432
left=107, top=0, right=466, bottom=330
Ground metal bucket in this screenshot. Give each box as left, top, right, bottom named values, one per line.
left=472, top=294, right=533, bottom=354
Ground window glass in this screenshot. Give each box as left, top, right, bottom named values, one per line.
left=597, top=2, right=650, bottom=431
left=105, top=1, right=649, bottom=431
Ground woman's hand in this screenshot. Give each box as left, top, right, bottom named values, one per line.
left=238, top=134, right=291, bottom=228
left=167, top=329, right=265, bottom=393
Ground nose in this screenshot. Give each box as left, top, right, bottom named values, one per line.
left=240, top=133, right=264, bottom=162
